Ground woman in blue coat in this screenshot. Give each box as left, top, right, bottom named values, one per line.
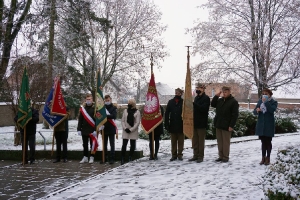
left=253, top=88, right=278, bottom=165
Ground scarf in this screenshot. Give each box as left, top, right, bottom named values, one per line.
left=127, top=108, right=137, bottom=127
left=260, top=102, right=267, bottom=114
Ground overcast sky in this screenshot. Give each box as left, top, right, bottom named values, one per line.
left=152, top=0, right=208, bottom=90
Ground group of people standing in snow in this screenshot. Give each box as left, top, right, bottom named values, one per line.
left=14, top=83, right=277, bottom=166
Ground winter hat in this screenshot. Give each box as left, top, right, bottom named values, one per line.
left=222, top=86, right=231, bottom=91
left=175, top=88, right=184, bottom=95
left=195, top=83, right=206, bottom=89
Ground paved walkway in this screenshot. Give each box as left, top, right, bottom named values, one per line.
left=0, top=159, right=118, bottom=200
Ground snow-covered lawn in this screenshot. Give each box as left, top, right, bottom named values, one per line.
left=1, top=120, right=300, bottom=200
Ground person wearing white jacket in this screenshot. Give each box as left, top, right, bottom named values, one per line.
left=121, top=99, right=141, bottom=165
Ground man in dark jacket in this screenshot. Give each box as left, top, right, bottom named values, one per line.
left=103, top=95, right=117, bottom=164
left=77, top=94, right=96, bottom=163
left=188, top=83, right=210, bottom=163
left=15, top=107, right=39, bottom=164
left=165, top=88, right=184, bottom=161
left=211, top=86, right=239, bottom=162
left=149, top=105, right=164, bottom=160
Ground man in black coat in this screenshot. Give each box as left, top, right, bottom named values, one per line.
left=188, top=83, right=210, bottom=163
left=211, top=86, right=239, bottom=162
left=77, top=94, right=96, bottom=163
left=15, top=107, right=39, bottom=164
left=165, top=88, right=184, bottom=161
left=103, top=95, right=117, bottom=164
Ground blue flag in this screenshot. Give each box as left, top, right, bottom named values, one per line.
left=42, top=81, right=67, bottom=128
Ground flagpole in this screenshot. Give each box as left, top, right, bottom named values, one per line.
left=51, top=128, right=55, bottom=156
left=101, top=129, right=105, bottom=163
left=22, top=127, right=26, bottom=165
left=151, top=131, right=154, bottom=158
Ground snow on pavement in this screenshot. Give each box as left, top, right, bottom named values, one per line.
left=40, top=133, right=300, bottom=200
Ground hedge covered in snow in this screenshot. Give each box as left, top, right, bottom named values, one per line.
left=262, top=146, right=300, bottom=200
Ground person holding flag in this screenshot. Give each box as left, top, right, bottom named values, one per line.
left=14, top=67, right=39, bottom=165
left=103, top=95, right=117, bottom=164
left=165, top=88, right=184, bottom=161
left=188, top=83, right=210, bottom=163
left=77, top=94, right=97, bottom=164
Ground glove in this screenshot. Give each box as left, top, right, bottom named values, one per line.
left=125, top=128, right=131, bottom=133
left=77, top=131, right=81, bottom=136
left=99, top=125, right=105, bottom=131
left=92, top=131, right=97, bottom=137
left=106, top=109, right=111, bottom=115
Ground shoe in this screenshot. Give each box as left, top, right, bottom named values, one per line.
left=260, top=156, right=265, bottom=165
left=53, top=159, right=60, bottom=163
left=89, top=156, right=94, bottom=164
left=63, top=159, right=68, bottom=163
left=264, top=157, right=270, bottom=165
left=79, top=156, right=88, bottom=163
left=222, top=159, right=229, bottom=163
left=178, top=157, right=183, bottom=161
left=149, top=156, right=154, bottom=160
left=188, top=157, right=198, bottom=162
left=30, top=160, right=35, bottom=165
left=154, top=153, right=158, bottom=160
left=170, top=157, right=177, bottom=161
left=197, top=159, right=203, bottom=163
left=215, top=158, right=222, bottom=162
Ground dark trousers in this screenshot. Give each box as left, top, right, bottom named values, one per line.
left=104, top=133, right=115, bottom=159
left=55, top=131, right=68, bottom=160
left=121, top=139, right=136, bottom=158
left=21, top=133, right=36, bottom=162
left=82, top=135, right=92, bottom=157
left=148, top=133, right=160, bottom=156
left=260, top=136, right=272, bottom=157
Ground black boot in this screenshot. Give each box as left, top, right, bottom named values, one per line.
left=121, top=157, right=124, bottom=165
left=154, top=153, right=158, bottom=160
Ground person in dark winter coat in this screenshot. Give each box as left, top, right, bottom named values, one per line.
left=149, top=105, right=164, bottom=160
left=53, top=109, right=69, bottom=163
left=165, top=88, right=184, bottom=161
left=188, top=83, right=210, bottom=163
left=121, top=98, right=141, bottom=165
left=14, top=107, right=39, bottom=164
left=253, top=88, right=277, bottom=165
left=103, top=95, right=117, bottom=164
left=77, top=94, right=96, bottom=164
left=211, top=86, right=239, bottom=162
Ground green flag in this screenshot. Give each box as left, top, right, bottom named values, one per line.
left=95, top=70, right=107, bottom=131
left=17, top=67, right=32, bottom=129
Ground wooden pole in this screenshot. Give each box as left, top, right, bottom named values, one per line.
left=51, top=128, right=55, bottom=156
left=102, top=129, right=105, bottom=163
left=22, top=127, right=26, bottom=165
left=152, top=130, right=155, bottom=159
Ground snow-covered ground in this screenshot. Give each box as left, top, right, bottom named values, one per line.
left=1, top=120, right=300, bottom=200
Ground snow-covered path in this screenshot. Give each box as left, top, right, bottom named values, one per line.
left=43, top=134, right=300, bottom=200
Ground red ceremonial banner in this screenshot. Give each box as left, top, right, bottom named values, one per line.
left=51, top=78, right=67, bottom=116
left=141, top=73, right=163, bottom=134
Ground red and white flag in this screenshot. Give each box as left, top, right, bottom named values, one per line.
left=141, top=73, right=163, bottom=134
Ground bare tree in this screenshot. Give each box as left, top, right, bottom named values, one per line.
left=0, top=0, right=32, bottom=80
left=188, top=0, right=300, bottom=97
left=57, top=0, right=168, bottom=95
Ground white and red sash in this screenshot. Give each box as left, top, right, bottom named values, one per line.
left=108, top=119, right=118, bottom=134
left=80, top=106, right=95, bottom=128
